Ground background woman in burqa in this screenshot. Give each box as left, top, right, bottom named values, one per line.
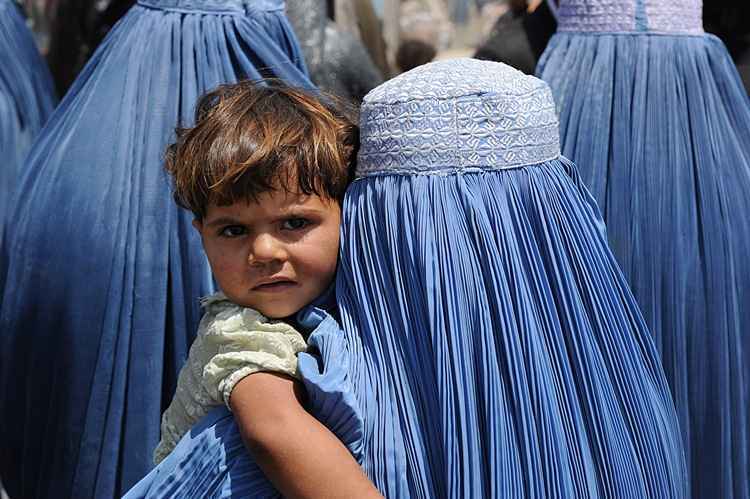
left=538, top=1, right=750, bottom=497
left=0, top=1, right=311, bottom=497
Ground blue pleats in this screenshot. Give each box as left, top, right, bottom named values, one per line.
left=0, top=2, right=311, bottom=498
left=336, top=159, right=687, bottom=498
left=126, top=158, right=688, bottom=498
left=127, top=405, right=280, bottom=499
left=537, top=32, right=750, bottom=499
left=0, top=0, right=56, bottom=248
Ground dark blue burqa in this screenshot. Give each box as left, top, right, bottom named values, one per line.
left=0, top=0, right=57, bottom=247
left=0, top=1, right=310, bottom=497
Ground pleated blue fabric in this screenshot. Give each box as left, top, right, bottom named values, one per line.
left=0, top=0, right=56, bottom=247
left=125, top=58, right=687, bottom=498
left=337, top=58, right=686, bottom=498
left=537, top=2, right=750, bottom=497
left=0, top=2, right=311, bottom=498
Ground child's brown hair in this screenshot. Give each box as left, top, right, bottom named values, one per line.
left=166, top=80, right=359, bottom=219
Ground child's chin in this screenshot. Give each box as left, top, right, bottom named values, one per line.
left=262, top=311, right=292, bottom=320
left=230, top=293, right=301, bottom=319
left=256, top=304, right=302, bottom=320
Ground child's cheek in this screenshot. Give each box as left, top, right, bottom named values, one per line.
left=315, top=236, right=340, bottom=282
left=205, top=241, right=245, bottom=290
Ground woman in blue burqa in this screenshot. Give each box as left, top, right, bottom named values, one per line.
left=0, top=0, right=57, bottom=249
left=537, top=1, right=750, bottom=496
left=125, top=58, right=687, bottom=498
left=0, top=1, right=311, bottom=498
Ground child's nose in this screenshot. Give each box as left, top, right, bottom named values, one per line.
left=248, top=233, right=286, bottom=265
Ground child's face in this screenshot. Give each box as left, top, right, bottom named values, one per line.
left=194, top=190, right=340, bottom=319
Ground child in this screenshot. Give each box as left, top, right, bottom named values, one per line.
left=154, top=80, right=382, bottom=499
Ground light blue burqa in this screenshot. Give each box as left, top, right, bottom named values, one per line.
left=126, top=59, right=687, bottom=498
left=537, top=2, right=750, bottom=496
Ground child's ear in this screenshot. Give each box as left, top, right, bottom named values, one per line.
left=192, top=218, right=203, bottom=233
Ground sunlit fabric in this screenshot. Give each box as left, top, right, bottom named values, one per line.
left=0, top=1, right=310, bottom=498
left=537, top=1, right=750, bottom=497
left=125, top=58, right=687, bottom=498
left=0, top=0, right=56, bottom=249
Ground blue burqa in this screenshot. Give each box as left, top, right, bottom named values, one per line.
left=125, top=59, right=687, bottom=498
left=537, top=1, right=750, bottom=497
left=0, top=0, right=56, bottom=247
left=0, top=1, right=310, bottom=498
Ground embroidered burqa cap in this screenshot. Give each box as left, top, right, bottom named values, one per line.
left=358, top=58, right=559, bottom=176
left=555, top=0, right=703, bottom=34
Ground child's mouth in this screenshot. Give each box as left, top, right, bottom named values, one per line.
left=252, top=280, right=298, bottom=292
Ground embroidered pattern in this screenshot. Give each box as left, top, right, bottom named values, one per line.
left=557, top=0, right=636, bottom=33
left=645, top=0, right=702, bottom=34
left=137, top=0, right=285, bottom=14
left=556, top=0, right=703, bottom=34
left=357, top=59, right=560, bottom=178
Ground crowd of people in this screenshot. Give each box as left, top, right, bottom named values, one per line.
left=0, top=1, right=749, bottom=498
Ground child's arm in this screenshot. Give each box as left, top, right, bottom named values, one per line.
left=230, top=372, right=383, bottom=499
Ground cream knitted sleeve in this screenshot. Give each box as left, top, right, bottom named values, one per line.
left=153, top=294, right=307, bottom=464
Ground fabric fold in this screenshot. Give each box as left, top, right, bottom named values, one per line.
left=0, top=0, right=57, bottom=254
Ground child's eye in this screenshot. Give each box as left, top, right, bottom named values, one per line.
left=219, top=225, right=247, bottom=238
left=281, top=218, right=310, bottom=231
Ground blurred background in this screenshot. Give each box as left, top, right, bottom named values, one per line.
left=14, top=0, right=750, bottom=99
left=0, top=1, right=748, bottom=498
